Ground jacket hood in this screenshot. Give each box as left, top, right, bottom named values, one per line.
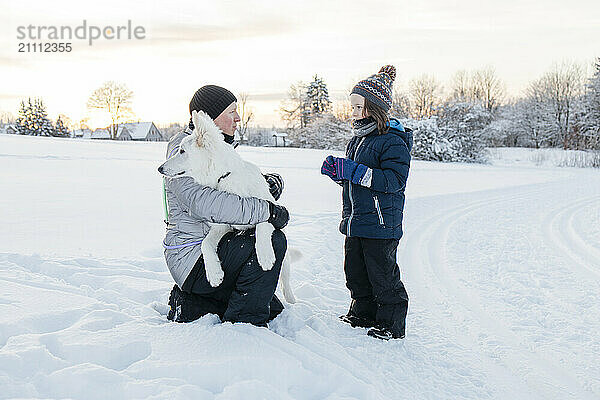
left=389, top=118, right=413, bottom=153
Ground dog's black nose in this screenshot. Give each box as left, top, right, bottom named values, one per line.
left=158, top=165, right=164, bottom=174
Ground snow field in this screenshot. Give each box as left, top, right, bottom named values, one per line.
left=1, top=135, right=599, bottom=399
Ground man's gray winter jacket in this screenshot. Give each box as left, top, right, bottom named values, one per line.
left=163, top=128, right=270, bottom=288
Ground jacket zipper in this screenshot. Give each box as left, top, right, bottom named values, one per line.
left=347, top=137, right=366, bottom=236
left=374, top=196, right=384, bottom=226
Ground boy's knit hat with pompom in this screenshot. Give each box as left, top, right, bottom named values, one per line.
left=351, top=65, right=396, bottom=111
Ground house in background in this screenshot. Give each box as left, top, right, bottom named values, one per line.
left=270, top=131, right=288, bottom=147
left=245, top=128, right=290, bottom=147
left=116, top=122, right=163, bottom=141
left=0, top=124, right=18, bottom=134
left=71, top=128, right=92, bottom=138
left=90, top=128, right=110, bottom=140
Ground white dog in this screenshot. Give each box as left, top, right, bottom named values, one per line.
left=159, top=110, right=295, bottom=303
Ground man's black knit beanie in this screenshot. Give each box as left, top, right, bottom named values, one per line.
left=189, top=85, right=237, bottom=120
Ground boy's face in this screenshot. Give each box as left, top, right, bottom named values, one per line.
left=350, top=93, right=368, bottom=120
left=213, top=102, right=241, bottom=136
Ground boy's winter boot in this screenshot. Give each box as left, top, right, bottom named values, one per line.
left=367, top=303, right=406, bottom=340
left=367, top=325, right=405, bottom=340
left=340, top=298, right=377, bottom=328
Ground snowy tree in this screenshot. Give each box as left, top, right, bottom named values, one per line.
left=87, top=81, right=134, bottom=139
left=581, top=58, right=600, bottom=149
left=238, top=92, right=254, bottom=143
left=470, top=68, right=505, bottom=113
left=33, top=99, right=55, bottom=136
left=287, top=114, right=351, bottom=151
left=391, top=85, right=411, bottom=119
left=408, top=74, right=442, bottom=119
left=305, top=75, right=331, bottom=119
left=15, top=99, right=34, bottom=135
left=0, top=111, right=14, bottom=125
left=450, top=68, right=505, bottom=113
left=480, top=103, right=519, bottom=147
left=54, top=115, right=70, bottom=137
left=281, top=76, right=331, bottom=128
left=280, top=81, right=309, bottom=129
left=406, top=117, right=454, bottom=162
left=16, top=98, right=54, bottom=136
left=438, top=101, right=491, bottom=162
left=450, top=70, right=471, bottom=101
left=533, top=62, right=585, bottom=149
left=515, top=84, right=556, bottom=148
left=159, top=122, right=184, bottom=141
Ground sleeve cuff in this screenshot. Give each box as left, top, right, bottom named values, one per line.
left=359, top=167, right=373, bottom=187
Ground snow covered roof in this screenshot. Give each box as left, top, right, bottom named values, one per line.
left=1, top=124, right=17, bottom=134
left=270, top=131, right=287, bottom=137
left=117, top=122, right=160, bottom=140
left=71, top=128, right=91, bottom=138
left=91, top=129, right=110, bottom=139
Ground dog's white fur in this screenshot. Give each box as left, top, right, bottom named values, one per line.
left=159, top=110, right=295, bottom=303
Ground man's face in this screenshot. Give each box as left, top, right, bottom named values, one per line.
left=213, top=102, right=241, bottom=136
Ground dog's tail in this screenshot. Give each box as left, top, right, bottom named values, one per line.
left=279, top=248, right=301, bottom=304
left=280, top=254, right=296, bottom=304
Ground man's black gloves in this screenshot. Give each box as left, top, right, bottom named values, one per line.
left=268, top=202, right=289, bottom=229
left=264, top=173, right=284, bottom=201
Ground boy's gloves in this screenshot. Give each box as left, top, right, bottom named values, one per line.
left=321, top=155, right=370, bottom=186
left=321, top=156, right=342, bottom=182
left=268, top=202, right=289, bottom=229
left=264, top=173, right=284, bottom=201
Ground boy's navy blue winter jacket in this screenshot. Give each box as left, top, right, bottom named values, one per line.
left=340, top=118, right=412, bottom=239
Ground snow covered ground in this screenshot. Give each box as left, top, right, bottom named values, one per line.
left=1, top=135, right=599, bottom=399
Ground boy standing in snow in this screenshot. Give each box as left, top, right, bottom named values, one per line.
left=321, top=66, right=412, bottom=340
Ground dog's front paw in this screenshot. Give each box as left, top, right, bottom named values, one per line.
left=206, top=266, right=225, bottom=287
left=255, top=222, right=276, bottom=271
left=256, top=246, right=276, bottom=271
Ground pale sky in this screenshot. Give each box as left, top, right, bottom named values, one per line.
left=1, top=0, right=599, bottom=128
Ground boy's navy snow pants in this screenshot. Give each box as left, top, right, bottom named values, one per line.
left=344, top=236, right=408, bottom=335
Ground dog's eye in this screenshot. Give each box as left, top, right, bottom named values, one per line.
left=179, top=148, right=185, bottom=154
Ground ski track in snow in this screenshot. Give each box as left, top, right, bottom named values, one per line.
left=1, top=135, right=599, bottom=399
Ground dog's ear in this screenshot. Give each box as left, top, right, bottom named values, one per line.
left=191, top=110, right=204, bottom=147
left=191, top=110, right=199, bottom=133
left=191, top=109, right=223, bottom=149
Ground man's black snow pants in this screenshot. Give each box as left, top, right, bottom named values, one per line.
left=344, top=236, right=408, bottom=336
left=178, top=228, right=286, bottom=326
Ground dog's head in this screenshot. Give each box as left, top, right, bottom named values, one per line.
left=157, top=110, right=229, bottom=178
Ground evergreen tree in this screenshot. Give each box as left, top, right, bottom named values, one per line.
left=15, top=98, right=55, bottom=136
left=54, top=115, right=70, bottom=137
left=33, top=98, right=55, bottom=136
left=305, top=75, right=331, bottom=121
left=15, top=100, right=33, bottom=135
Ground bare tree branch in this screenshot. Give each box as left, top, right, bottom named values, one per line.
left=87, top=81, right=134, bottom=139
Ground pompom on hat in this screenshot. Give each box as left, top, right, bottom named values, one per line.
left=351, top=65, right=396, bottom=111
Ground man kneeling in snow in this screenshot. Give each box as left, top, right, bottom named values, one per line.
left=163, top=85, right=289, bottom=326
